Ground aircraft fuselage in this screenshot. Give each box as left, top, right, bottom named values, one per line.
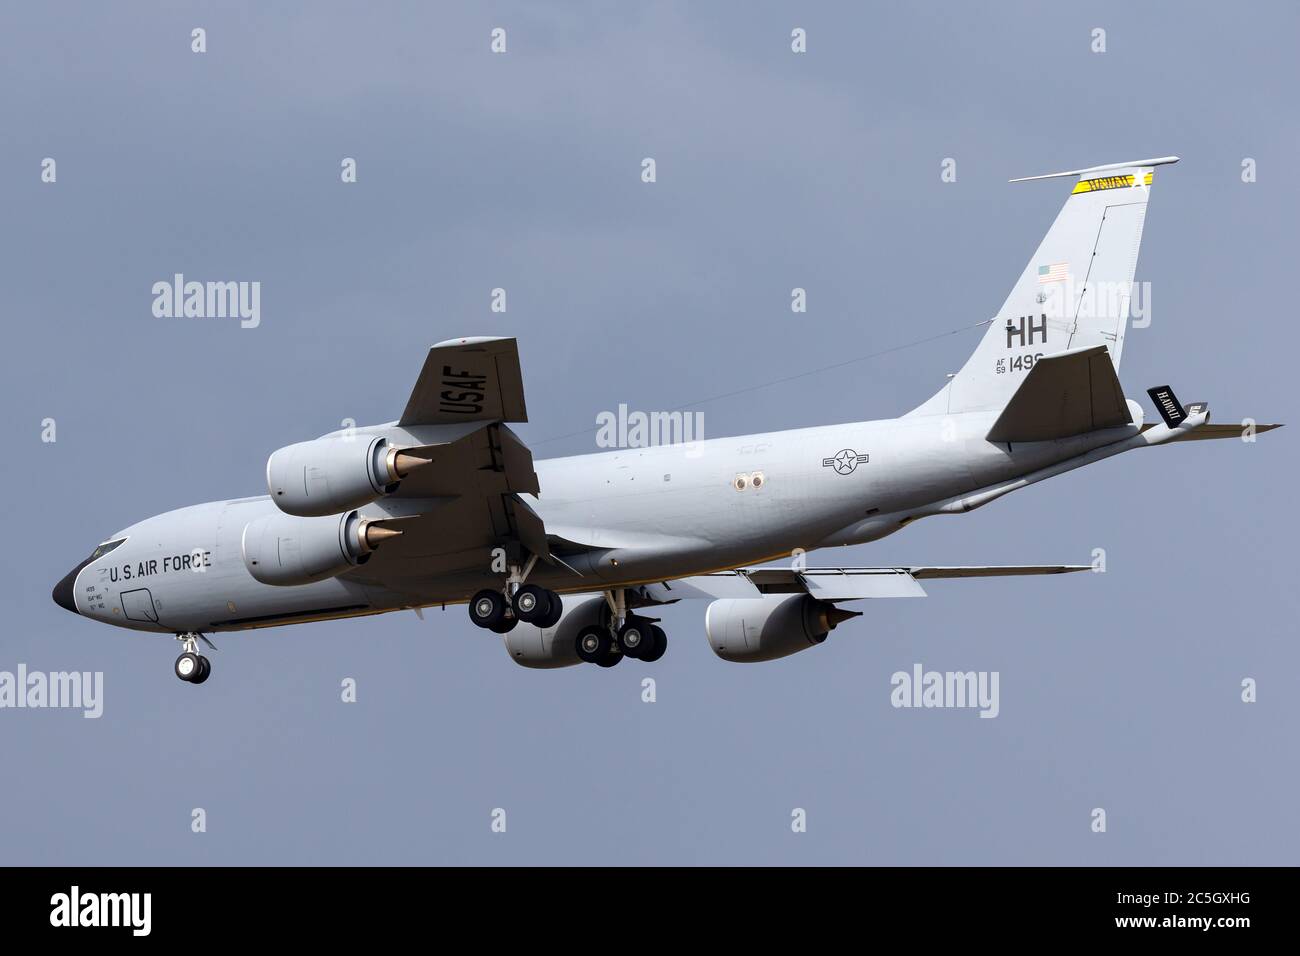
left=55, top=410, right=1139, bottom=635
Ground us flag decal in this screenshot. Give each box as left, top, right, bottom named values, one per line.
left=1036, top=262, right=1069, bottom=284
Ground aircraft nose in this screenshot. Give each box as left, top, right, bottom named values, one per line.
left=52, top=564, right=82, bottom=615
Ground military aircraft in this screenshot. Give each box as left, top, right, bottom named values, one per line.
left=53, top=156, right=1278, bottom=683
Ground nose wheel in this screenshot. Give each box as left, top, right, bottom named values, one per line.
left=174, top=633, right=213, bottom=684
left=174, top=652, right=210, bottom=683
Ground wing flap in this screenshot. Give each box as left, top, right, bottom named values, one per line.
left=801, top=568, right=927, bottom=599
left=507, top=495, right=551, bottom=562
left=649, top=575, right=763, bottom=601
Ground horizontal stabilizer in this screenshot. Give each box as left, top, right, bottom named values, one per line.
left=1141, top=422, right=1283, bottom=442
left=987, top=346, right=1132, bottom=443
left=1009, top=156, right=1180, bottom=183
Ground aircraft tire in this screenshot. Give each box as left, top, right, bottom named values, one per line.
left=191, top=656, right=211, bottom=684
left=511, top=585, right=553, bottom=624
left=640, top=625, right=667, bottom=663
left=469, top=589, right=507, bottom=629
left=174, top=652, right=201, bottom=682
left=617, top=620, right=651, bottom=659
left=575, top=625, right=611, bottom=664
left=537, top=590, right=564, bottom=628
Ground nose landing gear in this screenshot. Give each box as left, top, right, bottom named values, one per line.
left=174, top=632, right=213, bottom=684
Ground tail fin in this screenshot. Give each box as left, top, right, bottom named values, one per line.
left=909, top=156, right=1178, bottom=417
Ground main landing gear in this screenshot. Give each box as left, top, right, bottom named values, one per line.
left=574, top=589, right=667, bottom=668
left=468, top=585, right=564, bottom=632
left=174, top=632, right=213, bottom=684
left=468, top=557, right=564, bottom=634
left=466, top=570, right=670, bottom=667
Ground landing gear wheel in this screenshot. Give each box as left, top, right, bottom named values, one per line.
left=617, top=620, right=651, bottom=659
left=537, top=591, right=563, bottom=629
left=511, top=585, right=553, bottom=625
left=191, top=656, right=211, bottom=684
left=174, top=652, right=201, bottom=682
left=575, top=625, right=612, bottom=664
left=489, top=615, right=518, bottom=634
left=640, top=625, right=668, bottom=663
left=469, top=589, right=508, bottom=629
left=595, top=649, right=622, bottom=668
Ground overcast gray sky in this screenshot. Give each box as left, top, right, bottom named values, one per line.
left=1, top=0, right=1296, bottom=865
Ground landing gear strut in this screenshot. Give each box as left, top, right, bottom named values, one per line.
left=174, top=632, right=212, bottom=684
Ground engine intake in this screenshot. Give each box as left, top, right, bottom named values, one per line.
left=266, top=436, right=428, bottom=517
left=705, top=594, right=859, bottom=663
left=241, top=510, right=402, bottom=587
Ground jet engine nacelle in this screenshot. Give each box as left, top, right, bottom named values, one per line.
left=266, top=436, right=428, bottom=517
left=502, top=594, right=606, bottom=669
left=241, top=510, right=401, bottom=587
left=705, top=594, right=858, bottom=663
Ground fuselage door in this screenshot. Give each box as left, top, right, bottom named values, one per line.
left=120, top=587, right=160, bottom=624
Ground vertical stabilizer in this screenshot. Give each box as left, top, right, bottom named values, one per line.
left=908, top=156, right=1177, bottom=417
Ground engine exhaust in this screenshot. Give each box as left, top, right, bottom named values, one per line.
left=386, top=450, right=431, bottom=482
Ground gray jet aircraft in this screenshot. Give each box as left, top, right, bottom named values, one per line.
left=53, top=157, right=1279, bottom=683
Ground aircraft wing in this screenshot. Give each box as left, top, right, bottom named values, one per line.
left=342, top=337, right=551, bottom=585
left=643, top=564, right=1089, bottom=603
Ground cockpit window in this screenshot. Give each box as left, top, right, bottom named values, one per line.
left=90, top=538, right=126, bottom=560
